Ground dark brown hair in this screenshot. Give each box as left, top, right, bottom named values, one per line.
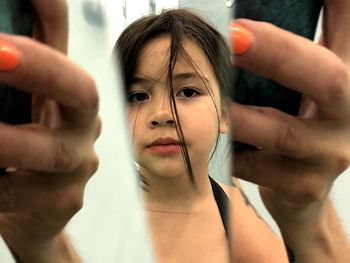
left=114, top=8, right=232, bottom=184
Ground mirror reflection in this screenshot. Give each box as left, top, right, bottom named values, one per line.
left=115, top=7, right=232, bottom=262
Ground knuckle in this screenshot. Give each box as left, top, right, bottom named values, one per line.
left=53, top=188, right=85, bottom=221
left=274, top=122, right=300, bottom=156
left=75, top=151, right=99, bottom=180
left=294, top=178, right=328, bottom=203
left=339, top=157, right=350, bottom=172
left=82, top=74, right=99, bottom=113
left=66, top=196, right=84, bottom=215
left=94, top=116, right=102, bottom=140
left=52, top=139, right=77, bottom=171
left=58, top=195, right=84, bottom=220
left=89, top=152, right=99, bottom=176
left=256, top=106, right=280, bottom=118
left=334, top=151, right=350, bottom=174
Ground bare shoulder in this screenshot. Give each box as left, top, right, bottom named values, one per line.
left=219, top=178, right=289, bottom=262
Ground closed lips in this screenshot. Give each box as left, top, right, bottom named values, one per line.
left=148, top=138, right=181, bottom=147
left=147, top=138, right=183, bottom=154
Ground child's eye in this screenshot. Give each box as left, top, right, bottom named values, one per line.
left=177, top=88, right=200, bottom=98
left=128, top=91, right=149, bottom=103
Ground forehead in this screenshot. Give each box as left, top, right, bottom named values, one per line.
left=135, top=35, right=216, bottom=81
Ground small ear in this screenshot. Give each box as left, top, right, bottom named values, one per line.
left=219, top=104, right=230, bottom=134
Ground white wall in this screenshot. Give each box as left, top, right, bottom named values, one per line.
left=155, top=0, right=178, bottom=13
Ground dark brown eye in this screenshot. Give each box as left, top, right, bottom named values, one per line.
left=128, top=92, right=149, bottom=103
left=177, top=88, right=200, bottom=98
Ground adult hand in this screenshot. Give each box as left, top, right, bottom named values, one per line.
left=232, top=0, right=350, bottom=225
left=231, top=1, right=350, bottom=261
left=0, top=0, right=100, bottom=261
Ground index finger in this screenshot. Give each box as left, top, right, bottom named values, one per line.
left=232, top=19, right=350, bottom=119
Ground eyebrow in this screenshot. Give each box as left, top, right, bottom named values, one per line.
left=173, top=72, right=200, bottom=81
left=131, top=72, right=209, bottom=85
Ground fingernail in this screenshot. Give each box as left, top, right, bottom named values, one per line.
left=230, top=22, right=253, bottom=55
left=0, top=39, right=20, bottom=71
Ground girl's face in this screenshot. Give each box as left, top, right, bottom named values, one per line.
left=127, top=35, right=228, bottom=179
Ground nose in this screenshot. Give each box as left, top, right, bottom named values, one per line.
left=148, top=94, right=175, bottom=128
left=149, top=108, right=175, bottom=127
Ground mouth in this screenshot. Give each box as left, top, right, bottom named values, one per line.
left=147, top=138, right=183, bottom=154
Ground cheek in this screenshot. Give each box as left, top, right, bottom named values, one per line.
left=127, top=109, right=144, bottom=145
left=192, top=116, right=218, bottom=141
left=127, top=111, right=136, bottom=132
left=180, top=104, right=219, bottom=144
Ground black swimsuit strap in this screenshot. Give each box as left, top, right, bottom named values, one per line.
left=209, top=176, right=230, bottom=239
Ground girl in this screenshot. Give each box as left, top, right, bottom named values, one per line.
left=115, top=8, right=287, bottom=262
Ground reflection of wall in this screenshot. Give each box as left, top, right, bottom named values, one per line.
left=124, top=0, right=149, bottom=25
left=179, top=0, right=232, bottom=40
left=123, top=0, right=179, bottom=23
left=155, top=0, right=178, bottom=13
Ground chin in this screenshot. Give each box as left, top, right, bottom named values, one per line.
left=139, top=164, right=187, bottom=179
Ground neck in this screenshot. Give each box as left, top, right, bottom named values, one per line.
left=141, top=168, right=213, bottom=213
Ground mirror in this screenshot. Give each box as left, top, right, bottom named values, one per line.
left=115, top=1, right=233, bottom=262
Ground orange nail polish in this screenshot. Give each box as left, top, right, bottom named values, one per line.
left=230, top=22, right=253, bottom=55
left=0, top=39, right=20, bottom=71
